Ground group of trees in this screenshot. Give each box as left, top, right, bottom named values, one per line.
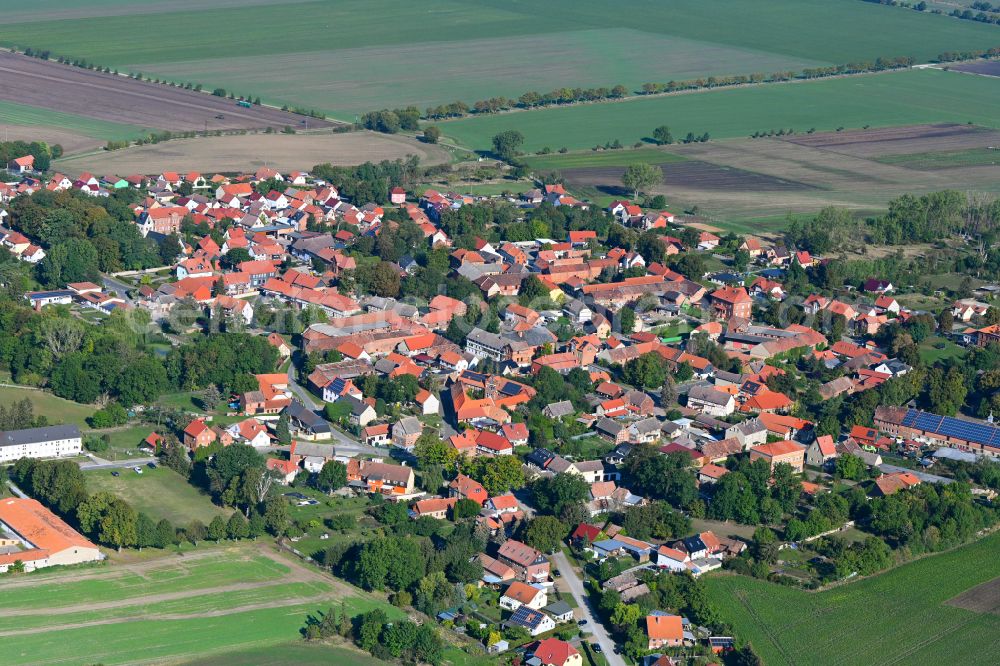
left=0, top=140, right=59, bottom=171
left=9, top=457, right=263, bottom=552
left=311, top=157, right=421, bottom=206
left=359, top=107, right=421, bottom=134
left=306, top=606, right=443, bottom=664
left=8, top=189, right=161, bottom=284
left=708, top=459, right=803, bottom=526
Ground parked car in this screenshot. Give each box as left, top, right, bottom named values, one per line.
left=577, top=619, right=588, bottom=625
left=133, top=466, right=143, bottom=474
left=147, top=462, right=157, bottom=469
left=592, top=644, right=603, bottom=653
left=111, top=471, right=120, bottom=477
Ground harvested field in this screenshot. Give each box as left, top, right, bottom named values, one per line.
left=946, top=576, right=1000, bottom=614
left=0, top=50, right=334, bottom=134
left=55, top=131, right=449, bottom=174
left=951, top=60, right=1000, bottom=77
left=552, top=124, right=1000, bottom=224
left=782, top=122, right=1000, bottom=157
left=0, top=123, right=107, bottom=154
left=562, top=160, right=815, bottom=199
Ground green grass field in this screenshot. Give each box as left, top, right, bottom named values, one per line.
left=2, top=0, right=998, bottom=119
left=2, top=544, right=407, bottom=666
left=0, top=384, right=95, bottom=427
left=440, top=68, right=1000, bottom=152
left=875, top=146, right=1000, bottom=170
left=85, top=465, right=231, bottom=524
left=0, top=100, right=150, bottom=141
left=523, top=148, right=688, bottom=170
left=705, top=531, right=1000, bottom=666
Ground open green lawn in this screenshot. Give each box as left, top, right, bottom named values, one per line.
left=85, top=465, right=231, bottom=525
left=919, top=335, right=968, bottom=364
left=0, top=384, right=94, bottom=427
left=441, top=68, right=1000, bottom=152
left=2, top=0, right=997, bottom=119
left=523, top=148, right=687, bottom=170
left=705, top=531, right=1000, bottom=666
left=0, top=100, right=150, bottom=141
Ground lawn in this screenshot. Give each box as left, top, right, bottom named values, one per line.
left=440, top=68, right=1000, bottom=152
left=2, top=0, right=997, bottom=119
left=919, top=335, right=967, bottom=364
left=86, top=424, right=155, bottom=460
left=704, top=531, right=1000, bottom=666
left=0, top=384, right=94, bottom=427
left=85, top=465, right=231, bottom=525
left=0, top=100, right=149, bottom=141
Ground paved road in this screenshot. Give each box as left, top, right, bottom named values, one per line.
left=285, top=363, right=320, bottom=410
left=102, top=275, right=135, bottom=303
left=552, top=551, right=625, bottom=666
left=80, top=456, right=156, bottom=470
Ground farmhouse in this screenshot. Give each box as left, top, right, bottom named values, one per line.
left=874, top=405, right=1000, bottom=458
left=749, top=440, right=806, bottom=473
left=0, top=498, right=103, bottom=572
left=0, top=424, right=82, bottom=463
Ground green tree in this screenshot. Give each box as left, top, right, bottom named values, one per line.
left=208, top=515, right=227, bottom=541
left=621, top=162, right=663, bottom=198
left=452, top=498, right=481, bottom=520
left=156, top=519, right=176, bottom=547
left=275, top=412, right=291, bottom=446
left=415, top=432, right=458, bottom=467
left=652, top=125, right=674, bottom=145
left=77, top=492, right=138, bottom=551
left=523, top=515, right=567, bottom=553
left=619, top=306, right=636, bottom=335
left=422, top=126, right=441, bottom=144
left=476, top=455, right=526, bottom=495
left=316, top=460, right=347, bottom=495
left=492, top=130, right=525, bottom=161
left=531, top=473, right=590, bottom=516
left=226, top=512, right=249, bottom=540
left=263, top=495, right=289, bottom=536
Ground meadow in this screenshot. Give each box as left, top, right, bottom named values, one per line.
left=1, top=0, right=997, bottom=120
left=0, top=383, right=95, bottom=427
left=0, top=543, right=406, bottom=666
left=85, top=465, right=231, bottom=525
left=441, top=68, right=1000, bottom=152
left=704, top=531, right=1000, bottom=665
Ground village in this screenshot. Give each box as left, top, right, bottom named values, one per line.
left=2, top=149, right=1000, bottom=666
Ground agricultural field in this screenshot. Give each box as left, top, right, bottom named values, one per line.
left=543, top=121, right=1000, bottom=225
left=54, top=131, right=449, bottom=174
left=1, top=0, right=997, bottom=121
left=0, top=50, right=334, bottom=138
left=705, top=531, right=1000, bottom=666
left=442, top=68, right=1000, bottom=153
left=0, top=543, right=404, bottom=666
left=184, top=642, right=391, bottom=666
left=85, top=465, right=231, bottom=525
left=0, top=100, right=148, bottom=153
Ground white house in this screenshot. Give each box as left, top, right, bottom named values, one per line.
left=225, top=419, right=271, bottom=448
left=415, top=389, right=440, bottom=416
left=0, top=425, right=82, bottom=463
left=686, top=385, right=735, bottom=417
left=500, top=582, right=548, bottom=611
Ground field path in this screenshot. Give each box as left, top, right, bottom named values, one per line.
left=0, top=543, right=357, bottom=636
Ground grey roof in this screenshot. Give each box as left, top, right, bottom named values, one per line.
left=574, top=459, right=604, bottom=473
left=345, top=395, right=373, bottom=417
left=687, top=385, right=733, bottom=407
left=630, top=417, right=661, bottom=435
left=394, top=416, right=423, bottom=436
left=595, top=418, right=624, bottom=437
left=543, top=401, right=574, bottom=418
left=0, top=424, right=81, bottom=447
left=286, top=401, right=331, bottom=434
left=542, top=600, right=573, bottom=616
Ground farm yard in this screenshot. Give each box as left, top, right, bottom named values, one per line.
left=54, top=131, right=450, bottom=175
left=0, top=543, right=404, bottom=666
left=0, top=0, right=998, bottom=123
left=540, top=122, right=1000, bottom=225
left=704, top=531, right=1000, bottom=666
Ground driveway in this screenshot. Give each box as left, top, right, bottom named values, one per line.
left=79, top=456, right=156, bottom=470
left=552, top=551, right=626, bottom=666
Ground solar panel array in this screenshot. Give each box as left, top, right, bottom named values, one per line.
left=900, top=408, right=1000, bottom=451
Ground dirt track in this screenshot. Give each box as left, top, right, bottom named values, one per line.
left=0, top=50, right=335, bottom=132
